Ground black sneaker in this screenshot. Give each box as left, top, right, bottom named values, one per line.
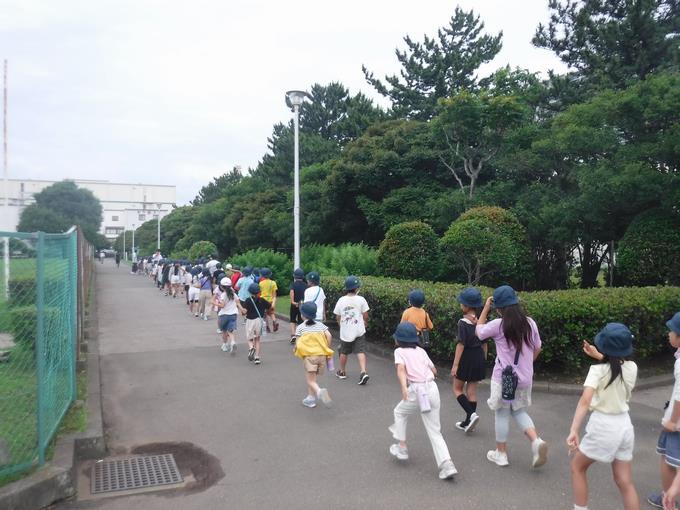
left=247, top=348, right=255, bottom=361
left=358, top=372, right=369, bottom=385
left=253, top=357, right=261, bottom=365
left=290, top=336, right=297, bottom=345
left=335, top=370, right=347, bottom=380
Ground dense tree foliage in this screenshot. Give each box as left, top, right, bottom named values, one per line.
left=377, top=221, right=441, bottom=280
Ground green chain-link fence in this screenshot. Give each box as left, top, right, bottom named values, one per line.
left=0, top=228, right=78, bottom=479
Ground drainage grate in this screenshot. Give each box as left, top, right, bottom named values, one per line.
left=91, top=454, right=183, bottom=495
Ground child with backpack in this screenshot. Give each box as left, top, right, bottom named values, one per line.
left=566, top=323, right=639, bottom=510
left=259, top=268, right=279, bottom=333
left=333, top=276, right=370, bottom=385
left=303, top=272, right=326, bottom=322
left=241, top=282, right=271, bottom=365
left=289, top=268, right=307, bottom=344
left=646, top=312, right=680, bottom=510
left=388, top=322, right=457, bottom=480
left=401, top=289, right=433, bottom=348
left=294, top=302, right=334, bottom=408
left=451, top=287, right=487, bottom=434
left=476, top=285, right=548, bottom=469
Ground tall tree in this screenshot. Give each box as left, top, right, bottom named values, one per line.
left=533, top=0, right=680, bottom=90
left=362, top=7, right=502, bottom=120
left=191, top=167, right=243, bottom=206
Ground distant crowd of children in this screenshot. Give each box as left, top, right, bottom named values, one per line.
left=127, top=251, right=680, bottom=509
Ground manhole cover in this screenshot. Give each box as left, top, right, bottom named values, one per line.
left=91, top=454, right=183, bottom=494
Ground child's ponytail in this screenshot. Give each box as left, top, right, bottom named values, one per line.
left=305, top=318, right=316, bottom=326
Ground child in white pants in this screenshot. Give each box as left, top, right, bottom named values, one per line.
left=388, top=322, right=457, bottom=480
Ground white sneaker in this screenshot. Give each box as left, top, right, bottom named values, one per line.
left=220, top=343, right=229, bottom=352
left=464, top=412, right=479, bottom=434
left=531, top=438, right=548, bottom=468
left=438, top=459, right=458, bottom=480
left=389, top=444, right=409, bottom=460
left=486, top=449, right=509, bottom=467
left=230, top=342, right=237, bottom=355
left=216, top=329, right=221, bottom=334
left=317, top=388, right=332, bottom=407
left=203, top=315, right=209, bottom=321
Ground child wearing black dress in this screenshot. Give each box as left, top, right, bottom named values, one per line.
left=450, top=287, right=486, bottom=433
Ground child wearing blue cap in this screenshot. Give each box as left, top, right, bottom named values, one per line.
left=294, top=302, right=334, bottom=408
left=388, top=322, right=457, bottom=480
left=451, top=287, right=486, bottom=434
left=647, top=311, right=680, bottom=510
left=401, top=289, right=433, bottom=344
left=566, top=323, right=639, bottom=510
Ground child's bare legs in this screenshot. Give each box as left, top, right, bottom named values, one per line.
left=453, top=378, right=464, bottom=398
left=339, top=352, right=367, bottom=373
left=612, top=460, right=640, bottom=510
left=254, top=337, right=261, bottom=357
left=661, top=456, right=676, bottom=492
left=305, top=371, right=320, bottom=397
left=221, top=330, right=229, bottom=346
left=571, top=451, right=595, bottom=507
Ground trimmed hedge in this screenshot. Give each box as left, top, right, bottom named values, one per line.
left=321, top=275, right=680, bottom=372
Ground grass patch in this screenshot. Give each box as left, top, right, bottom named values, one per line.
left=275, top=295, right=290, bottom=315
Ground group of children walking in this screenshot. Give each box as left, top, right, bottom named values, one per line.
left=132, top=256, right=680, bottom=508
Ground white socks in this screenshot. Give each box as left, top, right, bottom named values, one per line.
left=574, top=505, right=588, bottom=510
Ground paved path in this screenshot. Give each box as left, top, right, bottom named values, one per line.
left=60, top=261, right=671, bottom=509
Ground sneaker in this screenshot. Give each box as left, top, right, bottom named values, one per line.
left=247, top=348, right=255, bottom=361
left=302, top=396, right=316, bottom=408
left=317, top=388, right=332, bottom=407
left=230, top=342, right=237, bottom=355
left=358, top=372, right=369, bottom=385
left=486, top=449, right=509, bottom=467
left=253, top=357, right=261, bottom=365
left=455, top=420, right=469, bottom=431
left=273, top=322, right=279, bottom=332
left=220, top=343, right=230, bottom=352
left=194, top=313, right=199, bottom=317
left=438, top=459, right=457, bottom=480
left=216, top=329, right=221, bottom=334
left=203, top=315, right=209, bottom=321
left=647, top=493, right=663, bottom=508
left=335, top=370, right=347, bottom=380
left=464, top=412, right=479, bottom=434
left=290, top=336, right=296, bottom=345
left=389, top=444, right=409, bottom=460
left=531, top=438, right=548, bottom=468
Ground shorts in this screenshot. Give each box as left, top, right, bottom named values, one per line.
left=289, top=304, right=302, bottom=325
left=245, top=318, right=264, bottom=340
left=171, top=275, right=180, bottom=284
left=657, top=430, right=680, bottom=467
left=579, top=411, right=634, bottom=463
left=218, top=314, right=238, bottom=333
left=303, top=355, right=326, bottom=375
left=338, top=335, right=366, bottom=355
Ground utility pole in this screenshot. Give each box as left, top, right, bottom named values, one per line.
left=3, top=60, right=9, bottom=300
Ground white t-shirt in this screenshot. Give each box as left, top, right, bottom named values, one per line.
left=303, top=286, right=326, bottom=321
left=183, top=272, right=192, bottom=285
left=217, top=291, right=239, bottom=316
left=663, top=353, right=680, bottom=429
left=206, top=259, right=219, bottom=275
left=333, top=294, right=370, bottom=342
left=584, top=361, right=637, bottom=414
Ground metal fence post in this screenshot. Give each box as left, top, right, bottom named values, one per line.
left=70, top=229, right=77, bottom=401
left=35, top=231, right=46, bottom=465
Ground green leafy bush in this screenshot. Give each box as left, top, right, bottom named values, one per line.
left=188, top=241, right=218, bottom=261
left=377, top=221, right=441, bottom=280
left=617, top=208, right=680, bottom=286
left=322, top=275, right=680, bottom=372
left=440, top=206, right=531, bottom=286
left=230, top=248, right=293, bottom=296
left=301, top=243, right=378, bottom=276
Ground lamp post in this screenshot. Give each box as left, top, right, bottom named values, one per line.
left=131, top=223, right=136, bottom=262
left=123, top=229, right=126, bottom=261
left=285, top=90, right=312, bottom=270
left=156, top=203, right=162, bottom=251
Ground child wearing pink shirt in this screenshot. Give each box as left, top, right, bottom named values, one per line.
left=388, top=322, right=457, bottom=480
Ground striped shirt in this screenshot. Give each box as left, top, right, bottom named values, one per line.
left=296, top=321, right=329, bottom=336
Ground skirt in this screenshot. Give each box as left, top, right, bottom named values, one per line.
left=455, top=345, right=486, bottom=382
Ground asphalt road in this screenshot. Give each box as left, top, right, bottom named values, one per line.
left=58, top=261, right=672, bottom=509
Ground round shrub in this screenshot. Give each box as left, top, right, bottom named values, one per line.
left=377, top=221, right=441, bottom=280
left=617, top=208, right=680, bottom=286
left=187, top=241, right=218, bottom=261
left=230, top=248, right=293, bottom=295
left=440, top=206, right=531, bottom=286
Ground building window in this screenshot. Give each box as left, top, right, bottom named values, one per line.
left=112, top=215, right=119, bottom=222
left=138, top=214, right=146, bottom=221
left=105, top=227, right=124, bottom=235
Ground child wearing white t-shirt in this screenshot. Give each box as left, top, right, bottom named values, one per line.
left=333, top=276, right=370, bottom=385
left=303, top=272, right=326, bottom=322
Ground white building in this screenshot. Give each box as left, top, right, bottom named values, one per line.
left=1, top=178, right=177, bottom=242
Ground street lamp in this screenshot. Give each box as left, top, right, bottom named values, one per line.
left=156, top=203, right=162, bottom=251
left=131, top=223, right=136, bottom=262
left=123, top=229, right=126, bottom=261
left=285, top=90, right=313, bottom=270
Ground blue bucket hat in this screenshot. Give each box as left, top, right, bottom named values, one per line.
left=248, top=283, right=261, bottom=295
left=408, top=289, right=425, bottom=307
left=307, top=271, right=320, bottom=284
left=595, top=323, right=634, bottom=358
left=393, top=322, right=419, bottom=344
left=243, top=266, right=253, bottom=276
left=261, top=267, right=272, bottom=278
left=345, top=275, right=361, bottom=291
left=457, top=287, right=483, bottom=308
left=300, top=301, right=317, bottom=320
left=667, top=312, right=680, bottom=335
left=493, top=285, right=519, bottom=308
left=293, top=268, right=305, bottom=279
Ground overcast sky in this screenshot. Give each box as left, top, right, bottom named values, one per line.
left=2, top=1, right=567, bottom=205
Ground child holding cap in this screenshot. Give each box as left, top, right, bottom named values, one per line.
left=647, top=312, right=680, bottom=510
left=476, top=285, right=548, bottom=468
left=388, top=322, right=457, bottom=480
left=566, top=323, right=639, bottom=510
left=451, top=287, right=487, bottom=434
left=294, top=301, right=334, bottom=408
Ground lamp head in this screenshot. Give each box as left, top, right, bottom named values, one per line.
left=285, top=90, right=313, bottom=111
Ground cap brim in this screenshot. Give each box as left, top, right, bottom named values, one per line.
left=667, top=320, right=680, bottom=335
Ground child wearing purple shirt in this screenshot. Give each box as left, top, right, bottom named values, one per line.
left=476, top=285, right=548, bottom=469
